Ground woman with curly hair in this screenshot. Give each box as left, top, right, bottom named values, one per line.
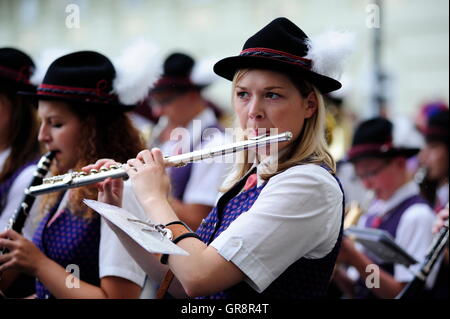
left=0, top=50, right=152, bottom=299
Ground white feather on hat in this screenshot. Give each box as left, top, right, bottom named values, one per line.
left=30, top=48, right=69, bottom=86
left=190, top=57, right=220, bottom=87
left=112, top=39, right=161, bottom=105
left=305, top=31, right=355, bottom=81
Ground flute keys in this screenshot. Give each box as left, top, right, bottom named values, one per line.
left=99, top=166, right=108, bottom=172
left=89, top=169, right=99, bottom=174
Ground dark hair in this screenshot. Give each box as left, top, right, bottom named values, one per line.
left=0, top=84, right=40, bottom=183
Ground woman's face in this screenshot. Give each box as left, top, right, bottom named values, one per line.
left=233, top=69, right=317, bottom=150
left=353, top=157, right=402, bottom=201
left=419, top=141, right=449, bottom=183
left=38, top=100, right=82, bottom=172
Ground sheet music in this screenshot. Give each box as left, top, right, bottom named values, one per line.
left=83, top=199, right=189, bottom=257
left=345, top=226, right=418, bottom=266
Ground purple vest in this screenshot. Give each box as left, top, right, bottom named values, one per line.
left=196, top=164, right=345, bottom=299
left=355, top=194, right=428, bottom=299
left=169, top=122, right=223, bottom=201
left=32, top=195, right=101, bottom=299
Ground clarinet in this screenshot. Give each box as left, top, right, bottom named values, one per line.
left=396, top=218, right=449, bottom=299
left=3, top=151, right=55, bottom=235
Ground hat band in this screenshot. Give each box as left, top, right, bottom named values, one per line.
left=0, top=65, right=32, bottom=85
left=348, top=142, right=393, bottom=159
left=38, top=83, right=118, bottom=104
left=240, top=47, right=312, bottom=70
left=153, top=77, right=196, bottom=89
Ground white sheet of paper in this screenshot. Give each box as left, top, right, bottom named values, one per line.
left=83, top=199, right=189, bottom=256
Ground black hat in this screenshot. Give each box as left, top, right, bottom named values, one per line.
left=347, top=117, right=420, bottom=162
left=424, top=108, right=448, bottom=145
left=0, top=47, right=36, bottom=92
left=19, top=51, right=134, bottom=111
left=151, top=52, right=206, bottom=93
left=213, top=17, right=342, bottom=94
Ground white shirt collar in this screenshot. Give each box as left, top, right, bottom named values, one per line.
left=367, top=180, right=420, bottom=216
left=252, top=147, right=290, bottom=187
left=0, top=147, right=11, bottom=172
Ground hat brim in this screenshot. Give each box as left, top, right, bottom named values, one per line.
left=213, top=55, right=342, bottom=94
left=150, top=83, right=207, bottom=94
left=0, top=78, right=36, bottom=93
left=18, top=91, right=136, bottom=112
left=346, top=148, right=420, bottom=163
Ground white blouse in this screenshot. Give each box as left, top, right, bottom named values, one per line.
left=210, top=162, right=343, bottom=293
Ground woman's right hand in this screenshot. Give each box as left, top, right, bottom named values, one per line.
left=82, top=159, right=124, bottom=207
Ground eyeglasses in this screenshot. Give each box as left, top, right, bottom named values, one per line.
left=355, top=160, right=392, bottom=180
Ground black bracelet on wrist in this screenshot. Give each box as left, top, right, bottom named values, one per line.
left=160, top=232, right=201, bottom=265
left=165, top=220, right=193, bottom=232
left=173, top=232, right=201, bottom=244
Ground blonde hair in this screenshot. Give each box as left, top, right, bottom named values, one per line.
left=221, top=69, right=336, bottom=191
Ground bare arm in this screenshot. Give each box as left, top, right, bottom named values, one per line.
left=0, top=229, right=141, bottom=299
left=169, top=198, right=212, bottom=231
left=338, top=237, right=406, bottom=298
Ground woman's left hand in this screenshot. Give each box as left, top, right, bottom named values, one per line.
left=0, top=229, right=47, bottom=276
left=125, top=148, right=171, bottom=206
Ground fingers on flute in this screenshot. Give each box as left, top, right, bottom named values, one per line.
left=81, top=158, right=117, bottom=173
left=137, top=149, right=153, bottom=164
left=151, top=148, right=165, bottom=166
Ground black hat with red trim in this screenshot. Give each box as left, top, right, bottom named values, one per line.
left=151, top=52, right=208, bottom=93
left=347, top=117, right=420, bottom=163
left=0, top=47, right=36, bottom=92
left=213, top=17, right=352, bottom=94
left=424, top=108, right=448, bottom=146
left=19, top=51, right=134, bottom=111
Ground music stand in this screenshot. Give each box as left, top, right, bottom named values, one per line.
left=344, top=226, right=418, bottom=267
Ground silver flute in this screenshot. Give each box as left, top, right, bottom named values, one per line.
left=28, top=131, right=293, bottom=196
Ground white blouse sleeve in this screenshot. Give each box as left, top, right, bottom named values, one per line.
left=210, top=164, right=343, bottom=292
left=99, top=182, right=148, bottom=288
left=0, top=165, right=36, bottom=232
left=394, top=203, right=436, bottom=284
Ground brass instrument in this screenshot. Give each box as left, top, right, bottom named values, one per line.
left=343, top=191, right=374, bottom=230
left=344, top=201, right=364, bottom=230
left=28, top=132, right=293, bottom=196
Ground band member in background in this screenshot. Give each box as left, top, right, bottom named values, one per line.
left=93, top=17, right=351, bottom=298
left=147, top=52, right=229, bottom=231
left=419, top=108, right=449, bottom=298
left=0, top=48, right=41, bottom=235
left=336, top=117, right=437, bottom=298
left=0, top=50, right=152, bottom=298
left=419, top=108, right=448, bottom=212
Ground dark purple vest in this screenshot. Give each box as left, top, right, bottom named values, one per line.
left=355, top=194, right=428, bottom=299
left=196, top=164, right=345, bottom=299
left=32, top=195, right=101, bottom=299
left=169, top=123, right=223, bottom=201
